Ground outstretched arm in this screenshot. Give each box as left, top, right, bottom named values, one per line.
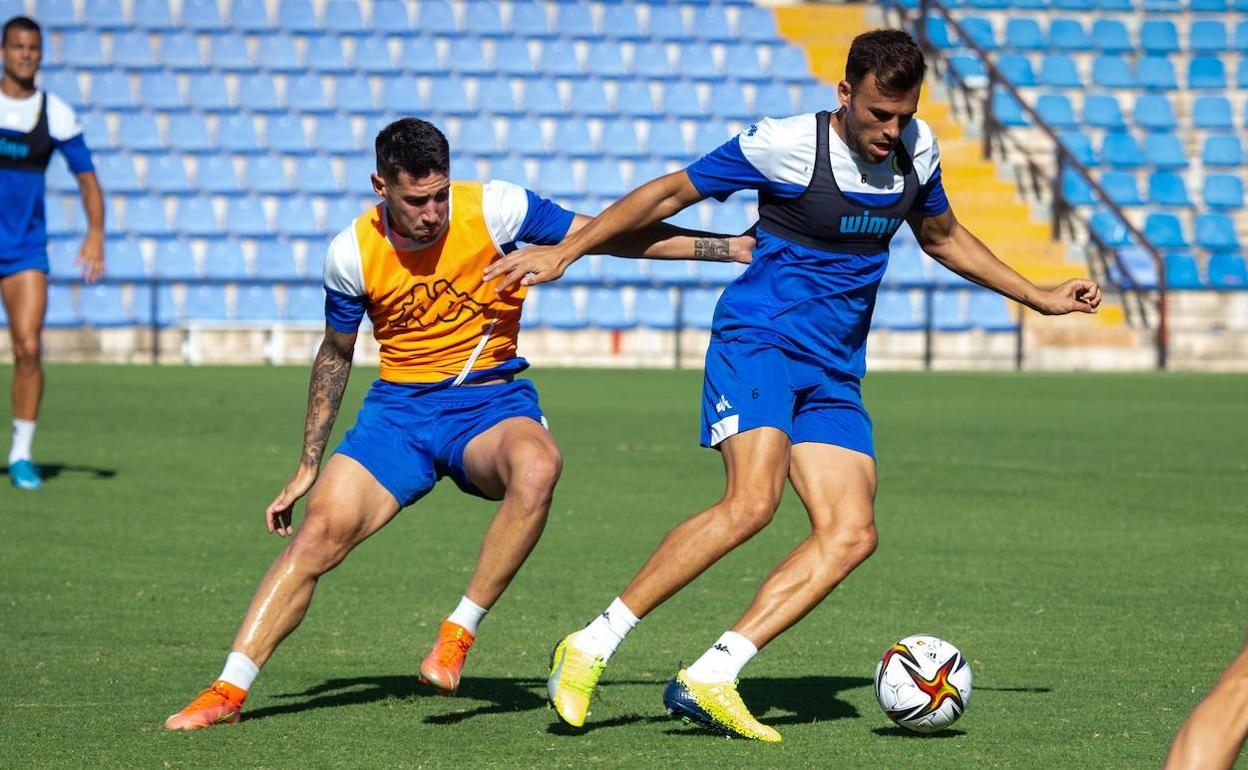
left=572, top=215, right=751, bottom=263
left=265, top=326, right=357, bottom=536
left=484, top=170, right=707, bottom=289
left=74, top=170, right=105, bottom=283
left=911, top=208, right=1102, bottom=315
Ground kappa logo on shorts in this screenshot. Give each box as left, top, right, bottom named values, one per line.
left=714, top=395, right=733, bottom=414
left=390, top=279, right=487, bottom=330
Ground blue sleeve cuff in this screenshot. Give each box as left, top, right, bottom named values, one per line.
left=55, top=134, right=94, bottom=175
left=915, top=166, right=950, bottom=217
left=324, top=286, right=366, bottom=333
left=686, top=137, right=769, bottom=202
left=516, top=189, right=575, bottom=245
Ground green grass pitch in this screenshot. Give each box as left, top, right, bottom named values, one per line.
left=1, top=364, right=1245, bottom=768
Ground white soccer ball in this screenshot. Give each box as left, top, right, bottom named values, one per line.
left=873, top=634, right=973, bottom=733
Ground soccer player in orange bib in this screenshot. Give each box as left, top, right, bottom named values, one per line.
left=164, top=118, right=753, bottom=730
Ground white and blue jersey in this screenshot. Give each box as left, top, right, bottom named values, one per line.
left=0, top=89, right=93, bottom=271
left=686, top=111, right=948, bottom=378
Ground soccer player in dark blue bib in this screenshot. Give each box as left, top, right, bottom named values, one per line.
left=0, top=16, right=104, bottom=490
left=488, top=29, right=1102, bottom=740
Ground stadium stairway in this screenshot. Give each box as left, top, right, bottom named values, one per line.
left=774, top=3, right=1142, bottom=366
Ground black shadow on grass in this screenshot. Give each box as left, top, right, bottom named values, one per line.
left=976, top=686, right=1051, bottom=693
left=0, top=463, right=116, bottom=480
left=872, top=726, right=966, bottom=738
left=739, top=675, right=872, bottom=725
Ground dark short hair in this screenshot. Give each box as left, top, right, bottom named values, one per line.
left=3, top=16, right=41, bottom=46
left=845, top=29, right=926, bottom=96
left=374, top=118, right=450, bottom=183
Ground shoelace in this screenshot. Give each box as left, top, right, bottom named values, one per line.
left=435, top=635, right=471, bottom=666
left=563, top=649, right=606, bottom=697
left=703, top=682, right=764, bottom=732
left=185, top=684, right=236, bottom=712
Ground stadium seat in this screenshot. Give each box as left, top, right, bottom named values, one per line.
left=287, top=75, right=331, bottom=114
left=202, top=240, right=248, bottom=279
left=276, top=284, right=320, bottom=322
left=183, top=285, right=228, bottom=321
left=1165, top=252, right=1202, bottom=289
left=1083, top=93, right=1126, bottom=129
left=42, top=285, right=78, bottom=328
left=1101, top=132, right=1144, bottom=168
left=126, top=195, right=173, bottom=237
left=413, top=0, right=456, bottom=35
left=628, top=159, right=670, bottom=189
left=1238, top=59, right=1248, bottom=89
left=1196, top=213, right=1239, bottom=251
left=47, top=240, right=79, bottom=279
left=167, top=114, right=212, bottom=154
left=968, top=292, right=1016, bottom=331
left=1091, top=55, right=1134, bottom=89
left=245, top=155, right=290, bottom=194
left=146, top=155, right=192, bottom=196
left=738, top=5, right=780, bottom=43
left=1148, top=171, right=1192, bottom=207
left=662, top=81, right=703, bottom=120
left=216, top=114, right=261, bottom=154
left=449, top=38, right=491, bottom=77
left=81, top=285, right=132, bottom=327
left=924, top=17, right=954, bottom=49
left=323, top=197, right=370, bottom=231
left=462, top=0, right=504, bottom=37
left=268, top=115, right=311, bottom=155
left=1048, top=18, right=1088, bottom=51
left=180, top=0, right=224, bottom=31
left=553, top=120, right=596, bottom=158
left=276, top=0, right=319, bottom=33
left=1089, top=20, right=1131, bottom=54
left=1202, top=135, right=1242, bottom=167
left=992, top=89, right=1028, bottom=127
left=1005, top=18, right=1045, bottom=50
left=333, top=75, right=380, bottom=115
left=615, top=80, right=661, bottom=119
left=599, top=119, right=643, bottom=159
left=487, top=157, right=527, bottom=187
left=195, top=155, right=242, bottom=194
left=600, top=256, right=647, bottom=285
left=1188, top=58, right=1227, bottom=90
left=304, top=36, right=349, bottom=74
left=1060, top=168, right=1095, bottom=206
left=708, top=83, right=751, bottom=121
left=753, top=82, right=794, bottom=117
left=874, top=289, right=921, bottom=330
left=769, top=47, right=815, bottom=83
left=1204, top=174, right=1244, bottom=209
left=585, top=288, right=633, bottom=330
left=676, top=43, right=720, bottom=81
left=581, top=159, right=625, bottom=199
left=631, top=42, right=673, bottom=80
left=1102, top=171, right=1144, bottom=206
left=692, top=5, right=733, bottom=43
left=647, top=4, right=691, bottom=42
left=1143, top=212, right=1188, bottom=249
left=569, top=80, right=611, bottom=118
left=555, top=2, right=598, bottom=40
left=680, top=288, right=720, bottom=330
left=600, top=5, right=644, bottom=41
left=1137, top=57, right=1177, bottom=90
left=1089, top=208, right=1130, bottom=248
left=1035, top=94, right=1077, bottom=129
left=132, top=0, right=175, bottom=30
left=698, top=259, right=747, bottom=285
left=647, top=122, right=689, bottom=158
left=90, top=71, right=136, bottom=110
left=520, top=79, right=563, bottom=117
left=1208, top=252, right=1248, bottom=288
left=207, top=33, right=249, bottom=71
left=234, top=285, right=282, bottom=322
left=41, top=70, right=83, bottom=109
left=585, top=42, right=627, bottom=79
left=458, top=118, right=500, bottom=157
left=351, top=37, right=394, bottom=73
left=475, top=77, right=521, bottom=116
left=174, top=197, right=219, bottom=236
left=634, top=287, right=676, bottom=329
left=117, top=113, right=162, bottom=153
left=44, top=196, right=73, bottom=238
left=1134, top=95, right=1176, bottom=131
left=369, top=0, right=412, bottom=34
left=277, top=198, right=321, bottom=238
left=136, top=71, right=182, bottom=110
left=38, top=0, right=80, bottom=29
left=60, top=30, right=106, bottom=69
left=253, top=241, right=300, bottom=279
left=1112, top=247, right=1159, bottom=290
left=1237, top=20, right=1248, bottom=53
left=83, top=0, right=126, bottom=29
left=238, top=74, right=281, bottom=112
left=158, top=31, right=205, bottom=71
left=1140, top=20, right=1179, bottom=54
left=323, top=0, right=366, bottom=34
left=46, top=157, right=76, bottom=193
left=1041, top=54, right=1083, bottom=88
left=1144, top=133, right=1187, bottom=169
left=145, top=285, right=178, bottom=327
left=227, top=0, right=269, bottom=30
left=962, top=16, right=1000, bottom=49
left=226, top=198, right=271, bottom=237
left=153, top=239, right=198, bottom=278
left=932, top=291, right=971, bottom=331
left=996, top=54, right=1036, bottom=87
left=426, top=77, right=472, bottom=117
left=185, top=73, right=231, bottom=111
left=502, top=116, right=549, bottom=157
left=535, top=286, right=584, bottom=329
left=1193, top=96, right=1234, bottom=130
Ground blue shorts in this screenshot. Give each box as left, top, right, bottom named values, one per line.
left=336, top=378, right=546, bottom=507
left=700, top=334, right=874, bottom=457
left=0, top=252, right=48, bottom=279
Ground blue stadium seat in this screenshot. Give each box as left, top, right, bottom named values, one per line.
left=195, top=155, right=241, bottom=194
left=48, top=240, right=80, bottom=279
left=1143, top=212, right=1188, bottom=249
left=692, top=5, right=733, bottom=43
left=332, top=75, right=380, bottom=115
left=117, top=112, right=162, bottom=152
left=649, top=259, right=697, bottom=286
left=1005, top=18, right=1045, bottom=50
left=413, top=0, right=456, bottom=35
left=1102, top=171, right=1144, bottom=206
left=96, top=154, right=142, bottom=194
left=647, top=4, right=691, bottom=42
left=1060, top=168, right=1095, bottom=206
left=995, top=54, right=1036, bottom=87
left=601, top=5, right=644, bottom=41
left=132, top=0, right=175, bottom=30
left=351, top=36, right=394, bottom=73
left=628, top=159, right=670, bottom=189
left=1208, top=252, right=1248, bottom=288
left=146, top=155, right=192, bottom=195
left=1203, top=135, right=1242, bottom=167
left=1191, top=0, right=1227, bottom=9
left=112, top=30, right=158, bottom=70
left=554, top=119, right=597, bottom=158
left=1111, top=247, right=1159, bottom=290
left=38, top=0, right=80, bottom=29
left=1193, top=95, right=1233, bottom=130
left=183, top=285, right=228, bottom=321
left=186, top=73, right=231, bottom=111
left=924, top=17, right=954, bottom=49
left=41, top=70, right=84, bottom=109
left=228, top=0, right=270, bottom=30
left=427, top=77, right=472, bottom=117
left=1090, top=20, right=1131, bottom=54
left=1204, top=174, right=1244, bottom=209
left=616, top=80, right=661, bottom=119
left=1134, top=94, right=1176, bottom=131
left=585, top=42, right=627, bottom=79
left=83, top=0, right=126, bottom=29
left=60, top=30, right=107, bottom=69
left=1236, top=20, right=1248, bottom=53
left=631, top=41, right=673, bottom=80
left=1056, top=132, right=1099, bottom=169
left=287, top=75, right=331, bottom=113
left=1188, top=58, right=1227, bottom=90
left=535, top=159, right=580, bottom=199
left=44, top=197, right=73, bottom=238
left=457, top=117, right=500, bottom=157
left=558, top=255, right=599, bottom=284
left=727, top=42, right=770, bottom=82
left=216, top=113, right=261, bottom=154
left=1148, top=171, right=1191, bottom=207
left=245, top=155, right=290, bottom=194
left=227, top=198, right=271, bottom=238
left=753, top=82, right=793, bottom=117
left=737, top=5, right=780, bottom=43
left=1191, top=20, right=1229, bottom=54
left=80, top=285, right=132, bottom=327
left=1047, top=18, right=1087, bottom=51
left=634, top=287, right=676, bottom=329
left=1091, top=55, right=1134, bottom=89
left=281, top=285, right=323, bottom=322
left=42, top=285, right=78, bottom=328
left=954, top=16, right=995, bottom=50
left=1035, top=94, right=1077, bottom=129
left=266, top=115, right=311, bottom=155
left=207, top=32, right=250, bottom=71
left=202, top=240, right=248, bottom=278
left=508, top=1, right=552, bottom=38
left=180, top=0, right=224, bottom=31
left=647, top=122, right=688, bottom=158
left=569, top=80, right=611, bottom=118
left=1101, top=132, right=1144, bottom=168
left=461, top=0, right=504, bottom=37
left=555, top=3, right=599, bottom=40
left=234, top=285, right=281, bottom=322
left=661, top=81, right=703, bottom=120
left=534, top=286, right=584, bottom=329
left=46, top=156, right=76, bottom=193
left=158, top=31, right=205, bottom=71
left=1238, top=59, right=1248, bottom=89
left=597, top=119, right=642, bottom=159
left=874, top=289, right=921, bottom=330
left=502, top=116, right=549, bottom=157
left=680, top=288, right=720, bottom=330
left=167, top=113, right=212, bottom=153
left=583, top=159, right=626, bottom=199
left=992, top=89, right=1028, bottom=127
left=474, top=77, right=520, bottom=116
left=448, top=37, right=491, bottom=77
left=1144, top=133, right=1187, bottom=169
left=932, top=291, right=970, bottom=331
left=676, top=43, right=719, bottom=81
left=276, top=0, right=319, bottom=33
left=708, top=82, right=751, bottom=121
left=1083, top=93, right=1125, bottom=129
left=769, top=47, right=815, bottom=84
left=1137, top=56, right=1177, bottom=90
left=175, top=197, right=219, bottom=236
left=968, top=292, right=1016, bottom=331
left=368, top=0, right=411, bottom=34
left=698, top=259, right=747, bottom=285
left=1041, top=54, right=1083, bottom=88
left=1089, top=208, right=1130, bottom=248
left=1165, top=253, right=1202, bottom=289
left=1053, top=0, right=1095, bottom=9
left=253, top=241, right=300, bottom=279
left=1196, top=213, right=1238, bottom=250
left=238, top=73, right=281, bottom=112
left=277, top=197, right=321, bottom=238
left=321, top=0, right=366, bottom=34
left=600, top=256, right=647, bottom=285
left=1139, top=20, right=1179, bottom=54
left=153, top=239, right=198, bottom=277
left=520, top=79, right=563, bottom=116
left=90, top=71, right=136, bottom=110
left=585, top=288, right=633, bottom=330
left=487, top=157, right=528, bottom=187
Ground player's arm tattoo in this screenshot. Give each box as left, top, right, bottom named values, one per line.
left=693, top=237, right=731, bottom=261
left=300, top=329, right=356, bottom=471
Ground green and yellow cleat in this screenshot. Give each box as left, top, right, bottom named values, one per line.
left=662, top=669, right=781, bottom=742
left=546, top=632, right=606, bottom=728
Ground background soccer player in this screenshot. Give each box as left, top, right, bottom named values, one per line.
left=164, top=118, right=753, bottom=731
left=0, top=15, right=104, bottom=490
left=1164, top=634, right=1248, bottom=770
left=488, top=29, right=1101, bottom=741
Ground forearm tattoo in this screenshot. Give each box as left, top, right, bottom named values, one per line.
left=694, top=237, right=731, bottom=261
left=301, top=338, right=353, bottom=470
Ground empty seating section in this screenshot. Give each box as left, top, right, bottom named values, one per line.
left=928, top=4, right=1247, bottom=289
left=30, top=0, right=1014, bottom=333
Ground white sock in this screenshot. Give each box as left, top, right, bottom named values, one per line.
left=447, top=596, right=488, bottom=636
left=9, top=418, right=35, bottom=465
left=218, top=651, right=259, bottom=692
left=572, top=597, right=639, bottom=661
left=685, top=631, right=758, bottom=684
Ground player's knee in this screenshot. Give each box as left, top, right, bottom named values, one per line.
left=12, top=335, right=41, bottom=367
left=722, top=493, right=780, bottom=536
left=506, top=441, right=562, bottom=504
left=823, top=520, right=878, bottom=566
left=287, top=509, right=356, bottom=574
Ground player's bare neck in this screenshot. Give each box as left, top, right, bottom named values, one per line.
left=0, top=75, right=36, bottom=99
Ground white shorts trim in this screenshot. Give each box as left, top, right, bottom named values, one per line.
left=709, top=414, right=740, bottom=446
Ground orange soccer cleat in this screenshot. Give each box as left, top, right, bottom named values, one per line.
left=163, top=680, right=247, bottom=731
left=419, top=620, right=475, bottom=695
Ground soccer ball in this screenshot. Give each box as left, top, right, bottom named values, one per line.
left=873, top=634, right=972, bottom=733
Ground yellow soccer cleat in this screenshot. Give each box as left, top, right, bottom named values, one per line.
left=662, top=669, right=781, bottom=742
left=546, top=633, right=606, bottom=728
